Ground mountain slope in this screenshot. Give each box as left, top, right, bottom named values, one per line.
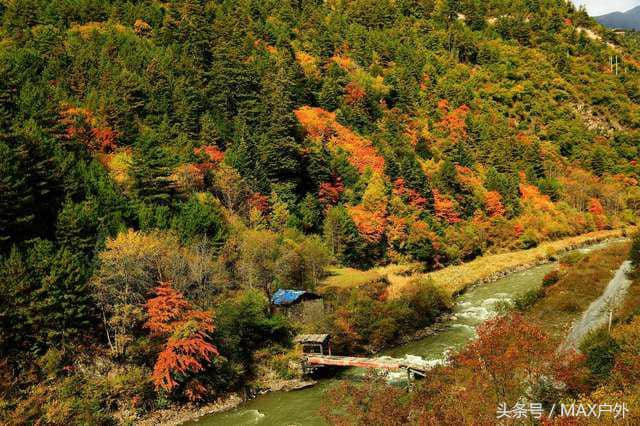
left=596, top=5, right=640, bottom=29
left=1, top=0, right=639, bottom=272
left=1, top=0, right=640, bottom=422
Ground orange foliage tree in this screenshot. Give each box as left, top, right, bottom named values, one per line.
left=433, top=189, right=461, bottom=224
left=520, top=182, right=555, bottom=212
left=588, top=198, right=606, bottom=230
left=485, top=191, right=506, bottom=218
left=436, top=100, right=470, bottom=143
left=295, top=106, right=385, bottom=174
left=146, top=283, right=218, bottom=401
left=588, top=197, right=605, bottom=215
left=348, top=205, right=387, bottom=243
left=456, top=314, right=550, bottom=401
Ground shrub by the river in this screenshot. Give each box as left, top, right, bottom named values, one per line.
left=580, top=328, right=620, bottom=384
left=514, top=288, right=545, bottom=311
left=558, top=299, right=582, bottom=313
left=560, top=252, right=586, bottom=266
left=542, top=270, right=560, bottom=287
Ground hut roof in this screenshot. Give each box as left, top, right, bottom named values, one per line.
left=271, top=289, right=321, bottom=306
left=294, top=334, right=330, bottom=344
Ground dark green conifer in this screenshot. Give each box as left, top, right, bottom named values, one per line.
left=131, top=131, right=175, bottom=206
left=591, top=149, right=607, bottom=177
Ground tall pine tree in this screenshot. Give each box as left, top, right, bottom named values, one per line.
left=131, top=130, right=175, bottom=206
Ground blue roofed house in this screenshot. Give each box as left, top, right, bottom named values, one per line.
left=271, top=289, right=324, bottom=324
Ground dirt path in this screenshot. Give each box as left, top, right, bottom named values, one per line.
left=560, top=261, right=633, bottom=352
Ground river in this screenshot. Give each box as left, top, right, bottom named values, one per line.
left=189, top=241, right=615, bottom=426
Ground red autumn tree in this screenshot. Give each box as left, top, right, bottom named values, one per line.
left=318, top=178, right=344, bottom=209
left=588, top=198, right=606, bottom=229
left=60, top=106, right=118, bottom=153
left=455, top=314, right=556, bottom=403
left=588, top=197, right=604, bottom=215
left=194, top=145, right=225, bottom=166
left=146, top=283, right=218, bottom=401
left=344, top=82, right=366, bottom=105
left=248, top=193, right=270, bottom=214
left=393, top=178, right=428, bottom=209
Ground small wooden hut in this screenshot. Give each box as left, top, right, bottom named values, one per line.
left=294, top=334, right=331, bottom=355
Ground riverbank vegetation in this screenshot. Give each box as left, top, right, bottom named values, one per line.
left=320, top=278, right=452, bottom=354
left=323, top=229, right=631, bottom=298
left=394, top=228, right=629, bottom=297
left=511, top=240, right=631, bottom=342
left=322, top=235, right=640, bottom=425
left=2, top=0, right=640, bottom=423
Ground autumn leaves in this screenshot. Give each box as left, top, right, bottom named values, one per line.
left=146, top=284, right=218, bottom=401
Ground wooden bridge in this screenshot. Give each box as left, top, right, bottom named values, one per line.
left=303, top=354, right=429, bottom=378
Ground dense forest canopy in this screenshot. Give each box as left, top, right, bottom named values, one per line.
left=1, top=0, right=639, bottom=423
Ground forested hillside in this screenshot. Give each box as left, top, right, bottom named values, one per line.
left=1, top=0, right=640, bottom=423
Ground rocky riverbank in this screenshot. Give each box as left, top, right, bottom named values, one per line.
left=136, top=393, right=243, bottom=426
left=398, top=313, right=457, bottom=345
left=135, top=377, right=317, bottom=425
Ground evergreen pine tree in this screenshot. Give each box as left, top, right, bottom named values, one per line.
left=299, top=193, right=322, bottom=233
left=303, top=144, right=332, bottom=193
left=323, top=205, right=368, bottom=268
left=0, top=134, right=62, bottom=249
left=175, top=0, right=212, bottom=69
left=465, top=0, right=486, bottom=31
left=438, top=159, right=462, bottom=194
left=131, top=132, right=175, bottom=206
left=526, top=141, right=546, bottom=180
left=452, top=141, right=474, bottom=168
left=171, top=196, right=227, bottom=248
left=206, top=31, right=261, bottom=128
left=0, top=65, right=17, bottom=139
left=485, top=167, right=522, bottom=218
left=55, top=200, right=100, bottom=259
left=0, top=248, right=33, bottom=356
left=256, top=57, right=302, bottom=187
left=316, top=64, right=346, bottom=112
left=0, top=141, right=34, bottom=252
left=37, top=248, right=93, bottom=348
left=591, top=149, right=606, bottom=177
